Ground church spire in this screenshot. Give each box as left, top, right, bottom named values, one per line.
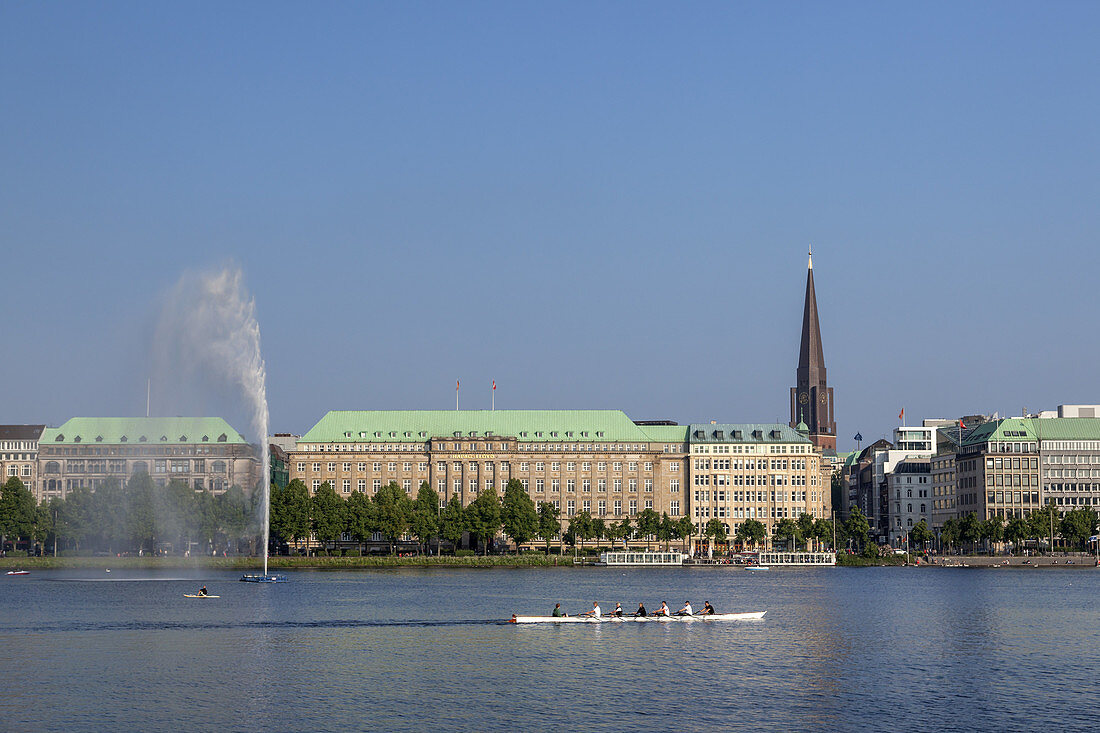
left=791, top=248, right=836, bottom=451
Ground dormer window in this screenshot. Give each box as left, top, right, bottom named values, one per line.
left=120, top=435, right=128, bottom=443
left=714, top=430, right=724, bottom=440
left=74, top=436, right=82, bottom=443
left=139, top=435, right=148, bottom=442
left=419, top=431, right=427, bottom=438
left=179, top=435, right=187, bottom=442
left=95, top=436, right=104, bottom=442
left=201, top=435, right=209, bottom=442
left=596, top=431, right=605, bottom=438
left=55, top=434, right=64, bottom=441
left=217, top=433, right=227, bottom=442
left=751, top=430, right=762, bottom=439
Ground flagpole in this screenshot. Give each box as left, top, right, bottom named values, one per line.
left=492, top=381, right=495, bottom=411
left=456, top=380, right=459, bottom=411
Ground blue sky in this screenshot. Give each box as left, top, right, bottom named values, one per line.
left=3, top=2, right=1099, bottom=448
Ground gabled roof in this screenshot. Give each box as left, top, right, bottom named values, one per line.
left=687, top=423, right=812, bottom=444
left=300, top=410, right=674, bottom=444
left=0, top=425, right=45, bottom=441
left=41, top=417, right=249, bottom=445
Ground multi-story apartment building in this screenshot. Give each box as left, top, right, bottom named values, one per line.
left=687, top=423, right=827, bottom=544
left=0, top=425, right=45, bottom=491
left=290, top=411, right=690, bottom=522
left=886, top=457, right=931, bottom=544
left=36, top=417, right=260, bottom=502
left=1034, top=418, right=1100, bottom=514
left=955, top=419, right=1042, bottom=521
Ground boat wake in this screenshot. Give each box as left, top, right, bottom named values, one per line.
left=2, top=618, right=509, bottom=633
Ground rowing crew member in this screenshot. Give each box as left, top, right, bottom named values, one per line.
left=676, top=600, right=693, bottom=616
left=633, top=603, right=647, bottom=617
left=552, top=603, right=566, bottom=617
left=656, top=601, right=670, bottom=617
left=612, top=603, right=623, bottom=617
left=701, top=601, right=715, bottom=615
left=582, top=601, right=602, bottom=618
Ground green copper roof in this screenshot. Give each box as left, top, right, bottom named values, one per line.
left=300, top=410, right=678, bottom=444
left=42, top=417, right=249, bottom=445
left=636, top=424, right=690, bottom=443
left=687, top=423, right=812, bottom=444
left=961, top=417, right=1100, bottom=447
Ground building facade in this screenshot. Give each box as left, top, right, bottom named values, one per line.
left=687, top=423, right=827, bottom=543
left=36, top=417, right=260, bottom=502
left=0, top=425, right=45, bottom=492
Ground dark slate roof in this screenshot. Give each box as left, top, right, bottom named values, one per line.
left=0, top=425, right=45, bottom=441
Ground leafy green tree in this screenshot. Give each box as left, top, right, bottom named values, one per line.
left=1004, top=516, right=1028, bottom=552
left=910, top=519, right=933, bottom=550
left=657, top=513, right=676, bottom=551
left=676, top=516, right=695, bottom=552
left=1060, top=508, right=1098, bottom=550
left=704, top=518, right=728, bottom=555
left=345, top=489, right=376, bottom=553
left=796, top=513, right=816, bottom=550
left=736, top=519, right=766, bottom=549
left=813, top=518, right=838, bottom=550
left=568, top=511, right=594, bottom=553
left=635, top=508, right=660, bottom=550
left=980, top=516, right=1004, bottom=553
left=273, top=479, right=311, bottom=552
left=439, top=495, right=467, bottom=553
left=844, top=507, right=871, bottom=551
left=500, top=479, right=538, bottom=553
left=773, top=518, right=798, bottom=550
left=940, top=517, right=960, bottom=553
left=311, top=482, right=347, bottom=554
left=536, top=501, right=561, bottom=553
left=0, top=476, right=37, bottom=550
left=1027, top=504, right=1059, bottom=550
left=124, top=472, right=157, bottom=552
left=408, top=482, right=441, bottom=555
left=466, top=485, right=502, bottom=555
left=591, top=518, right=606, bottom=550
left=958, top=512, right=982, bottom=552
left=373, top=482, right=412, bottom=554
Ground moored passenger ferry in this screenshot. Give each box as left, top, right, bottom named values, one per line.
left=599, top=551, right=685, bottom=566
left=756, top=551, right=836, bottom=566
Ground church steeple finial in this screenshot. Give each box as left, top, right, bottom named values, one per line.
left=808, top=244, right=813, bottom=270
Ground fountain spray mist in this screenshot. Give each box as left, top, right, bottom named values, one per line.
left=153, top=265, right=271, bottom=574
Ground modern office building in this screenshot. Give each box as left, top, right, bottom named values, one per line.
left=36, top=417, right=261, bottom=502
left=789, top=250, right=837, bottom=452
left=0, top=425, right=45, bottom=493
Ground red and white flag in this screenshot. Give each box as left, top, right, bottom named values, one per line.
left=958, top=418, right=965, bottom=429
left=492, top=380, right=496, bottom=391
left=456, top=380, right=460, bottom=391
left=899, top=408, right=905, bottom=421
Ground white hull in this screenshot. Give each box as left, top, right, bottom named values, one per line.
left=511, top=611, right=765, bottom=623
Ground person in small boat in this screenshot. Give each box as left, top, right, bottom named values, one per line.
left=198, top=586, right=208, bottom=597
left=582, top=601, right=601, bottom=618
left=552, top=603, right=566, bottom=617
left=612, top=603, right=623, bottom=617
left=656, top=601, right=670, bottom=616
left=633, top=602, right=647, bottom=617
left=701, top=601, right=715, bottom=615
left=675, top=601, right=693, bottom=616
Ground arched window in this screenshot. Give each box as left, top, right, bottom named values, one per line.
left=212, top=461, right=227, bottom=473
left=920, top=504, right=926, bottom=513
left=45, top=461, right=61, bottom=475
left=907, top=503, right=912, bottom=513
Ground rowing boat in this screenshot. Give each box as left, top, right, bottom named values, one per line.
left=510, top=611, right=765, bottom=623
left=183, top=594, right=220, bottom=598
left=6, top=570, right=30, bottom=576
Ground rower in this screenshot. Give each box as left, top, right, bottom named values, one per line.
left=656, top=601, right=670, bottom=617
left=676, top=600, right=693, bottom=616
left=612, top=603, right=624, bottom=617
left=582, top=601, right=602, bottom=618
left=701, top=601, right=715, bottom=615
left=552, top=603, right=566, bottom=618
left=633, top=602, right=647, bottom=617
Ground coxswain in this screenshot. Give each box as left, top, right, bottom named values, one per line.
left=633, top=602, right=647, bottom=617
left=612, top=602, right=624, bottom=617
left=656, top=601, right=670, bottom=617
left=676, top=600, right=693, bottom=616
left=552, top=603, right=566, bottom=617
left=701, top=601, right=715, bottom=615
left=582, top=601, right=602, bottom=618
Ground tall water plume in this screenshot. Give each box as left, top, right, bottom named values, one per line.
left=153, top=264, right=271, bottom=573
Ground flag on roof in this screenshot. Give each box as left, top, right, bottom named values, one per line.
left=854, top=432, right=863, bottom=442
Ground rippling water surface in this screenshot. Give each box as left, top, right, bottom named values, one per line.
left=1, top=566, right=1097, bottom=731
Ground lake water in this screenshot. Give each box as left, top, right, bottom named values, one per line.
left=1, top=566, right=1097, bottom=731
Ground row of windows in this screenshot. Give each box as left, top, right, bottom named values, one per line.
left=692, top=444, right=813, bottom=455
left=693, top=490, right=812, bottom=504
left=297, top=460, right=669, bottom=474
left=694, top=474, right=813, bottom=487
left=987, top=491, right=1040, bottom=505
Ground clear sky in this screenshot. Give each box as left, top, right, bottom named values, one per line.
left=3, top=2, right=1099, bottom=449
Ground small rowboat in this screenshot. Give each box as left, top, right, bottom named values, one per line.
left=183, top=594, right=220, bottom=598
left=510, top=611, right=765, bottom=623
left=6, top=570, right=30, bottom=576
